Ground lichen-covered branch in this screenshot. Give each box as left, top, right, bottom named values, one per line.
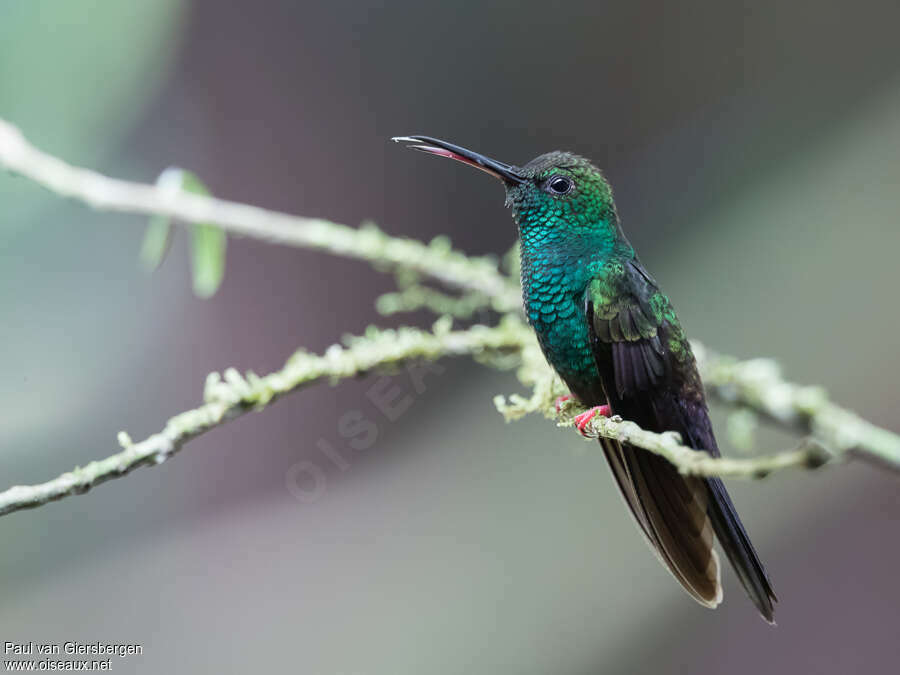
left=695, top=344, right=900, bottom=473
left=0, top=116, right=897, bottom=519
left=564, top=412, right=832, bottom=478
left=0, top=319, right=526, bottom=517
left=0, top=118, right=520, bottom=312
left=377, top=285, right=491, bottom=319
left=494, top=327, right=900, bottom=477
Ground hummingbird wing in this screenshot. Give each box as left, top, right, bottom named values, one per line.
left=584, top=258, right=776, bottom=621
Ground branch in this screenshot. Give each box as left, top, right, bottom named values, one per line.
left=695, top=343, right=900, bottom=473
left=0, top=319, right=526, bottom=517
left=377, top=285, right=491, bottom=319
left=0, top=116, right=896, bottom=519
left=495, top=334, right=900, bottom=477
left=0, top=118, right=520, bottom=312
left=566, top=412, right=832, bottom=478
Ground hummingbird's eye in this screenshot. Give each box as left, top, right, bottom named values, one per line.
left=546, top=175, right=574, bottom=195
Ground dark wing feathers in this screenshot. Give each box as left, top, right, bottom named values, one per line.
left=585, top=258, right=776, bottom=621
left=624, top=440, right=721, bottom=604
left=588, top=269, right=668, bottom=399
left=671, top=395, right=779, bottom=619
left=614, top=340, right=666, bottom=398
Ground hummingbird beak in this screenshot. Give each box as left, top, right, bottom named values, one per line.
left=392, top=136, right=526, bottom=184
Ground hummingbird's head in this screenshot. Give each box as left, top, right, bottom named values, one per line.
left=392, top=136, right=618, bottom=239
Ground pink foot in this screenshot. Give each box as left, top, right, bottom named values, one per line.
left=554, top=394, right=573, bottom=413
left=573, top=405, right=611, bottom=436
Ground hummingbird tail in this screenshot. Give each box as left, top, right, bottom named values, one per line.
left=704, top=476, right=778, bottom=623
left=601, top=437, right=724, bottom=608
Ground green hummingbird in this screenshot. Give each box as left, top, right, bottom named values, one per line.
left=394, top=135, right=777, bottom=622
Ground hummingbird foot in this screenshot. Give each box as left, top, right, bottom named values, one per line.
left=554, top=394, right=574, bottom=413
left=573, top=405, right=611, bottom=436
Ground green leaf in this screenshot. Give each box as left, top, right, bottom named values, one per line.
left=139, top=215, right=173, bottom=271
left=140, top=167, right=227, bottom=298
left=190, top=222, right=227, bottom=298
left=179, top=171, right=227, bottom=297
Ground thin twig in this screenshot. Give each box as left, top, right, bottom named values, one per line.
left=568, top=414, right=832, bottom=478
left=0, top=119, right=520, bottom=312
left=694, top=344, right=900, bottom=470
left=495, top=335, right=900, bottom=475
left=0, top=320, right=525, bottom=517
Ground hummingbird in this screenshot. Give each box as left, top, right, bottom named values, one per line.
left=393, top=135, right=777, bottom=622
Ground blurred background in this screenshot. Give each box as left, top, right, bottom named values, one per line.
left=1, top=1, right=899, bottom=673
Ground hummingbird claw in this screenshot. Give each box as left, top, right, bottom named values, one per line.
left=554, top=394, right=573, bottom=413
left=573, top=405, right=611, bottom=436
